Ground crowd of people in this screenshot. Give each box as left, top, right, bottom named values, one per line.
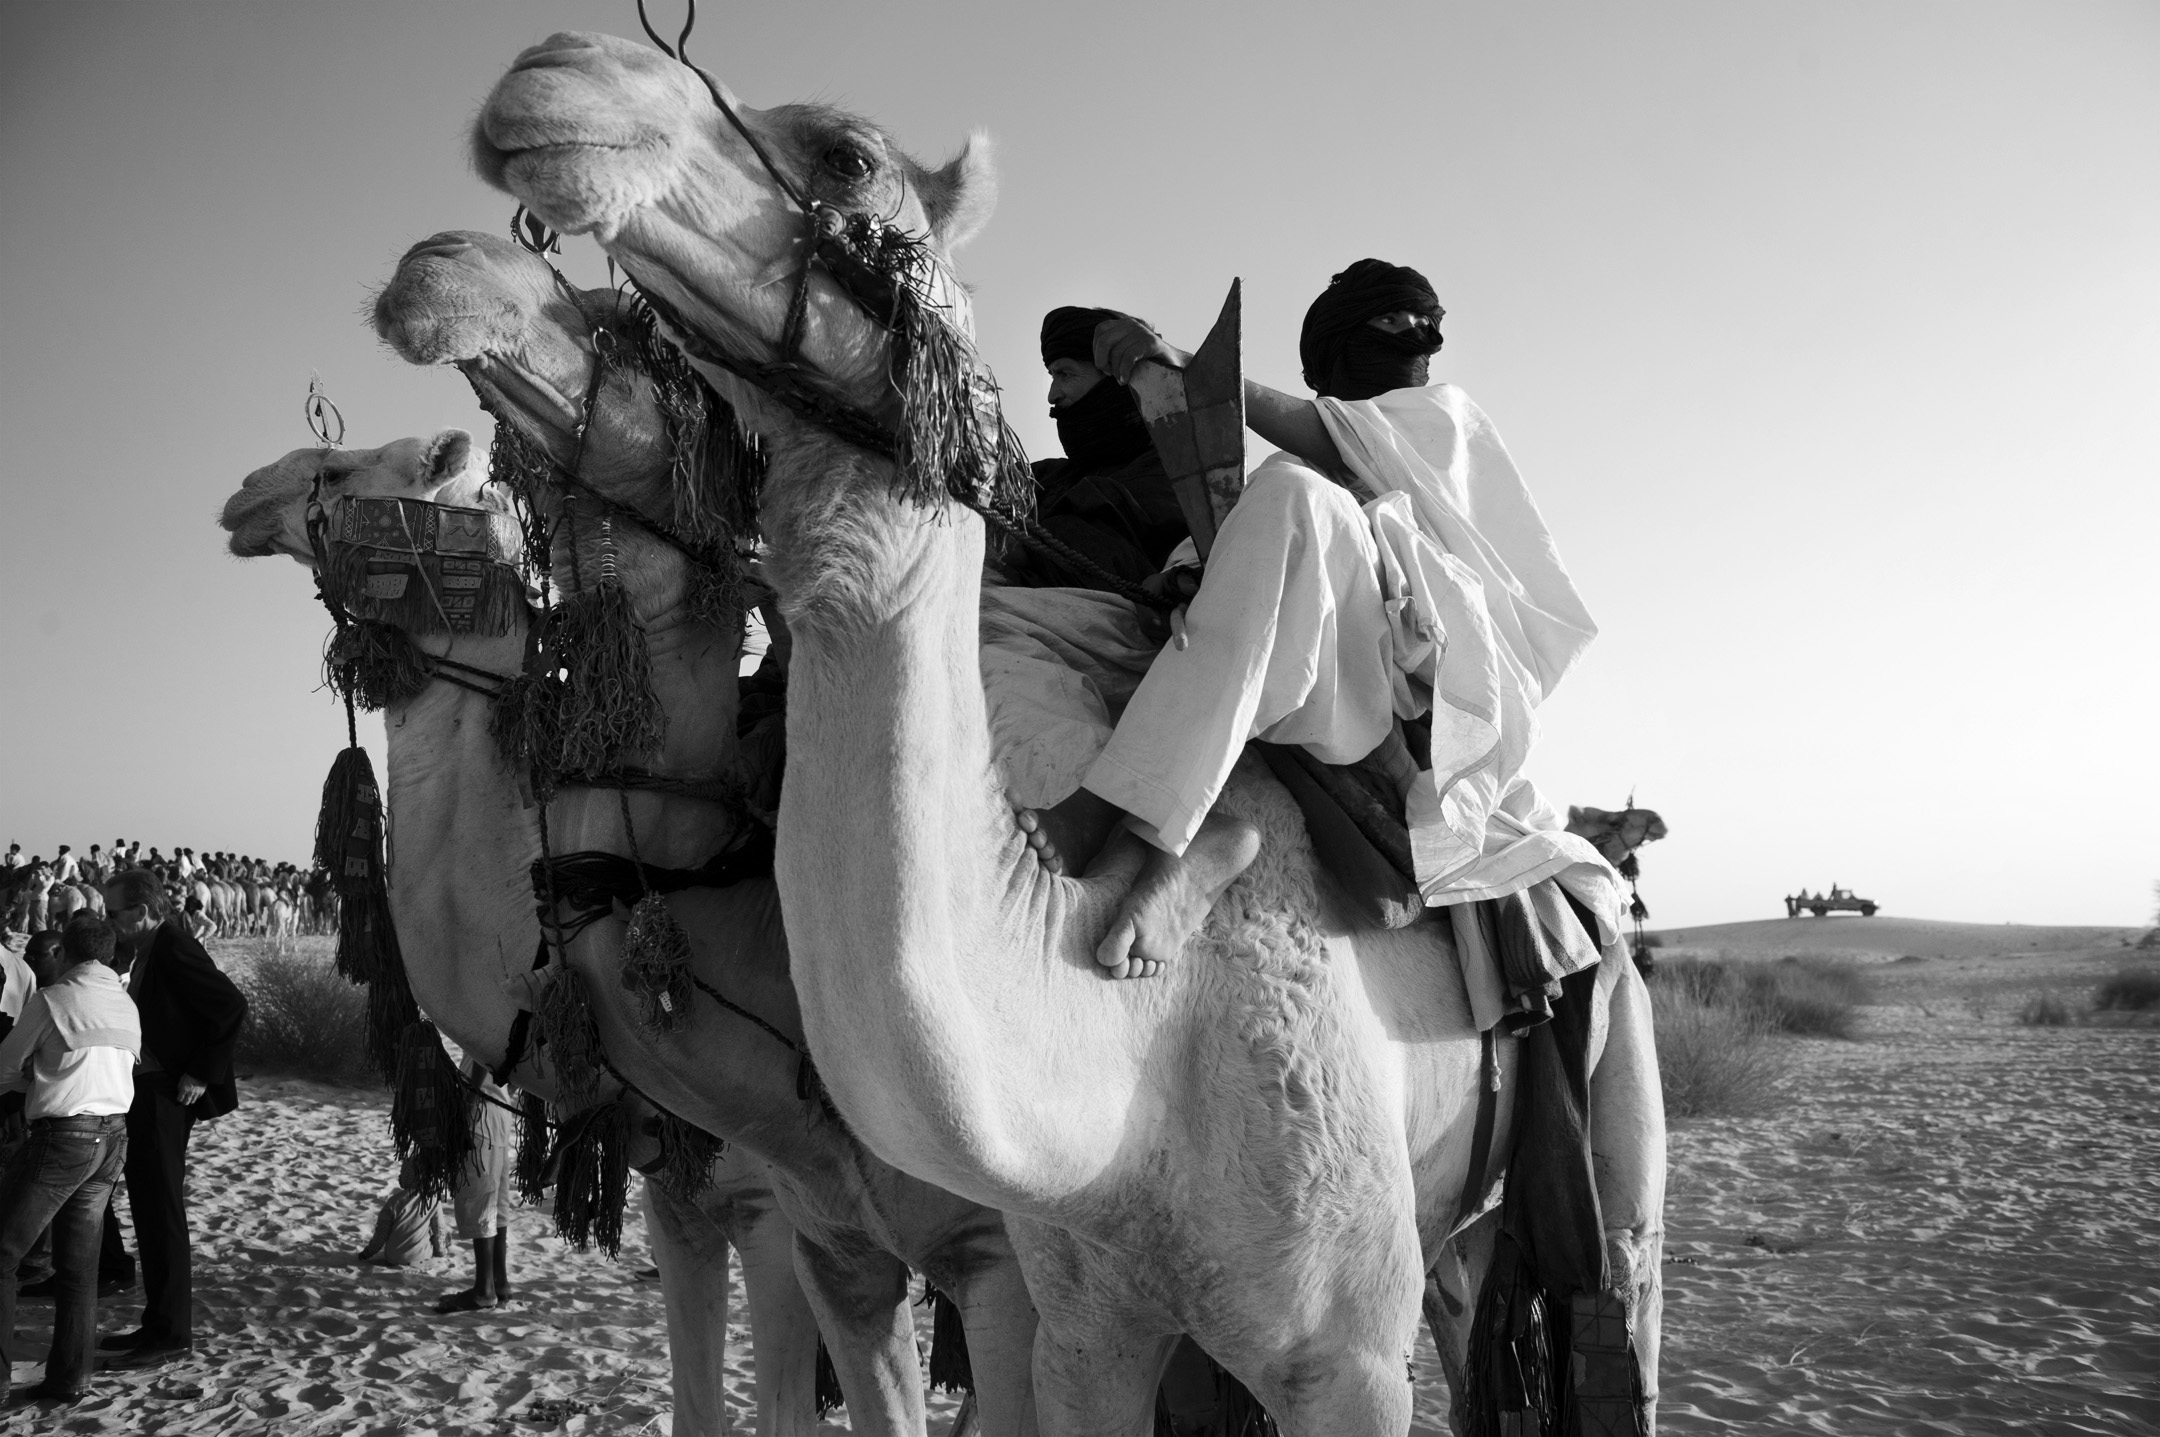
left=2, top=842, right=335, bottom=943
left=0, top=870, right=249, bottom=1403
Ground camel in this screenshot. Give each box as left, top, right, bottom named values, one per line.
left=472, top=31, right=1665, bottom=1437
left=371, top=228, right=1041, bottom=1437
left=220, top=434, right=826, bottom=1437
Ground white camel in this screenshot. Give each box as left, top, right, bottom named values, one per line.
left=220, top=435, right=825, bottom=1437
left=473, top=31, right=1665, bottom=1437
left=370, top=228, right=1041, bottom=1437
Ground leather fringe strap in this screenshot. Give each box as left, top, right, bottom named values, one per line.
left=621, top=892, right=695, bottom=1033
left=324, top=618, right=435, bottom=712
left=491, top=585, right=665, bottom=790
left=815, top=1337, right=846, bottom=1416
left=514, top=1089, right=554, bottom=1205
left=1461, top=1230, right=1560, bottom=1437
left=653, top=1109, right=722, bottom=1205
left=537, top=967, right=608, bottom=1117
left=925, top=1285, right=974, bottom=1396
left=313, top=746, right=416, bottom=1077
left=549, top=1099, right=630, bottom=1257
left=393, top=1021, right=477, bottom=1201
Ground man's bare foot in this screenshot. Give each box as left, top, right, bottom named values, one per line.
left=1095, top=811, right=1262, bottom=979
left=1017, top=787, right=1124, bottom=876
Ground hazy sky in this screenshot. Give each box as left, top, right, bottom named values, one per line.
left=3, top=1, right=2155, bottom=928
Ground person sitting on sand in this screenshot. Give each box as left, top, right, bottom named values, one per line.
left=357, top=1154, right=444, bottom=1268
left=435, top=1058, right=516, bottom=1313
left=0, top=917, right=139, bottom=1404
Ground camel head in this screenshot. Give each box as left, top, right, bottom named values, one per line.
left=371, top=230, right=676, bottom=517
left=1566, top=804, right=1670, bottom=873
left=219, top=430, right=500, bottom=566
left=472, top=31, right=997, bottom=416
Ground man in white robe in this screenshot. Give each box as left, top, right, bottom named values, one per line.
left=1017, top=260, right=1618, bottom=978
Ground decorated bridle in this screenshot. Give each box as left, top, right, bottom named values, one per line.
left=625, top=0, right=1170, bottom=610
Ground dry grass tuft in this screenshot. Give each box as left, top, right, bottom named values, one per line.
left=2092, top=966, right=2160, bottom=1013
left=1652, top=980, right=1796, bottom=1120
left=233, top=945, right=379, bottom=1083
left=1658, top=954, right=1871, bottom=1039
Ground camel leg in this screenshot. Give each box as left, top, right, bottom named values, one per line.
left=950, top=1255, right=1039, bottom=1437
left=792, top=1231, right=925, bottom=1437
left=1029, top=1311, right=1175, bottom=1437
left=647, top=1180, right=738, bottom=1437
left=1422, top=1215, right=1498, bottom=1437
left=1589, top=954, right=1666, bottom=1428
left=733, top=1190, right=823, bottom=1437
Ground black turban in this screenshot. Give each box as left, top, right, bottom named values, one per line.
left=1298, top=259, right=1445, bottom=395
left=1040, top=306, right=1121, bottom=367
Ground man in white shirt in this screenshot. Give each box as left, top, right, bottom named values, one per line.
left=0, top=917, right=139, bottom=1403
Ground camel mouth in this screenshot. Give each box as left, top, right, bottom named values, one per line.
left=463, top=355, right=585, bottom=442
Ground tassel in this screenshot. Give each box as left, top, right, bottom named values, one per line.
left=488, top=670, right=562, bottom=797
left=514, top=1090, right=553, bottom=1206
left=925, top=1285, right=974, bottom=1396
left=537, top=967, right=607, bottom=1117
left=313, top=746, right=409, bottom=1077
left=815, top=1337, right=846, bottom=1416
left=654, top=1110, right=723, bottom=1205
left=392, top=1022, right=476, bottom=1202
left=508, top=584, right=665, bottom=780
left=550, top=1099, right=630, bottom=1257
left=620, top=892, right=694, bottom=1033
left=325, top=619, right=435, bottom=711
left=1462, top=1230, right=1559, bottom=1437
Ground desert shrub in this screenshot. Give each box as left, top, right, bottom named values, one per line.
left=2017, top=994, right=2073, bottom=1027
left=233, top=947, right=378, bottom=1083
left=1654, top=955, right=1868, bottom=1038
left=1653, top=986, right=1794, bottom=1119
left=1746, top=959, right=1871, bottom=1038
left=2093, top=966, right=2160, bottom=1012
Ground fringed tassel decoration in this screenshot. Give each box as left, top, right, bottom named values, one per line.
left=653, top=1110, right=723, bottom=1205
left=537, top=966, right=608, bottom=1118
left=324, top=618, right=435, bottom=712
left=815, top=1338, right=846, bottom=1416
left=620, top=892, right=694, bottom=1033
left=488, top=671, right=562, bottom=799
left=823, top=213, right=1035, bottom=525
left=392, top=1022, right=476, bottom=1201
left=313, top=746, right=410, bottom=1075
left=1461, top=1230, right=1560, bottom=1437
left=925, top=1285, right=974, bottom=1396
left=534, top=580, right=665, bottom=776
left=514, top=1090, right=554, bottom=1205
left=551, top=1099, right=630, bottom=1257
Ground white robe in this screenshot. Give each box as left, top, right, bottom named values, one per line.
left=1057, top=382, right=1622, bottom=930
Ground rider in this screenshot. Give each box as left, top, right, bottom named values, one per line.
left=1019, top=260, right=1611, bottom=978
left=1005, top=306, right=1192, bottom=594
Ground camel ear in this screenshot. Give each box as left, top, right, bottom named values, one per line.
left=423, top=429, right=473, bottom=485
left=919, top=132, right=997, bottom=252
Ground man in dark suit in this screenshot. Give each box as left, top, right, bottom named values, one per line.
left=95, top=869, right=245, bottom=1366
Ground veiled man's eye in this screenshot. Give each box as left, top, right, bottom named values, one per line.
left=823, top=145, right=875, bottom=180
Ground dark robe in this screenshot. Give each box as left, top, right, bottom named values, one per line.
left=1015, top=450, right=1191, bottom=595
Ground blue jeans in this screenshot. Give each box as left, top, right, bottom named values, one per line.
left=0, top=1114, right=128, bottom=1392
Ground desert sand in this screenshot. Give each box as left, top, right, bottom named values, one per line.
left=4, top=919, right=2155, bottom=1434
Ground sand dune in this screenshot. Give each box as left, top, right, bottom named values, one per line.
left=1651, top=915, right=2144, bottom=961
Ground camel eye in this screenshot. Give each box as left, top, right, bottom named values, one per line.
left=823, top=144, right=875, bottom=181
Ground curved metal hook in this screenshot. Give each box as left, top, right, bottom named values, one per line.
left=305, top=374, right=345, bottom=449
